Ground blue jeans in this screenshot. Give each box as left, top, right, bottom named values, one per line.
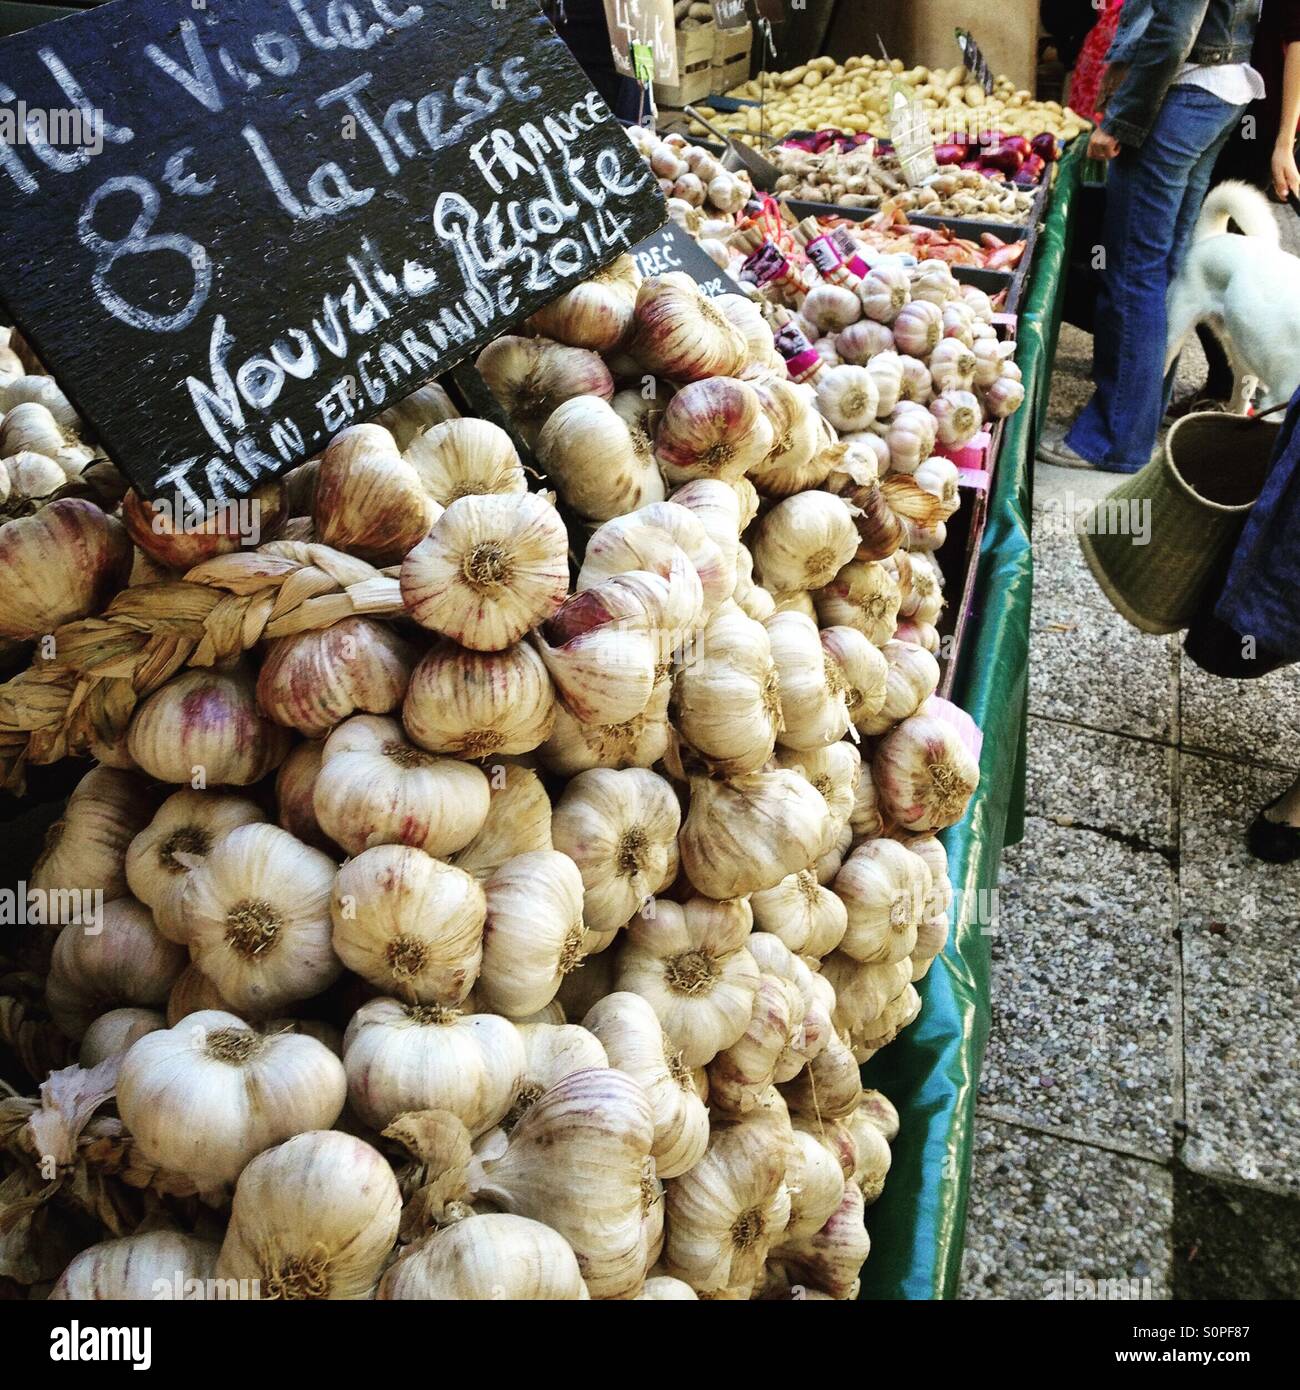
left=1067, top=86, right=1245, bottom=473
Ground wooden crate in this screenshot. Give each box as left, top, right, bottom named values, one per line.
left=711, top=20, right=751, bottom=94
left=654, top=23, right=716, bottom=108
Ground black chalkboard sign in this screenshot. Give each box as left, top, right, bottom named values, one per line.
left=711, top=0, right=748, bottom=30
left=0, top=0, right=666, bottom=508
left=629, top=220, right=737, bottom=299
left=955, top=28, right=996, bottom=96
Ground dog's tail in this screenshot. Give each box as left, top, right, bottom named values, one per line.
left=1195, top=180, right=1280, bottom=245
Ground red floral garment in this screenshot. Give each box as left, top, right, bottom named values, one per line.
left=1069, top=1, right=1126, bottom=123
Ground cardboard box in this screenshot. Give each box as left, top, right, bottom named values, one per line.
left=653, top=22, right=715, bottom=108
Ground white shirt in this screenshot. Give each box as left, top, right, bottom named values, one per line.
left=1173, top=63, right=1268, bottom=105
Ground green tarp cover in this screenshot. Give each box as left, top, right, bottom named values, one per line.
left=857, top=145, right=1085, bottom=1301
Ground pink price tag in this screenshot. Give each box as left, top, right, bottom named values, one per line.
left=936, top=431, right=992, bottom=470
left=957, top=467, right=992, bottom=492
left=805, top=235, right=844, bottom=275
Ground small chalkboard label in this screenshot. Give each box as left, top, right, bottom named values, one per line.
left=711, top=0, right=749, bottom=29
left=604, top=0, right=679, bottom=86
left=0, top=0, right=667, bottom=508
left=955, top=28, right=996, bottom=96
left=630, top=220, right=736, bottom=298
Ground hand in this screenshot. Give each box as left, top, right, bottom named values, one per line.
left=1088, top=128, right=1121, bottom=161
left=1272, top=143, right=1300, bottom=201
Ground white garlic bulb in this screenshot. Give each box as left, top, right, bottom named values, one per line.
left=32, top=767, right=156, bottom=906
left=402, top=416, right=527, bottom=503
left=505, top=1021, right=610, bottom=1130
left=50, top=1232, right=219, bottom=1301
left=539, top=677, right=673, bottom=776
left=819, top=625, right=889, bottom=728
left=752, top=491, right=859, bottom=594
left=856, top=639, right=940, bottom=737
left=453, top=765, right=553, bottom=881
left=116, top=1010, right=346, bottom=1188
left=833, top=838, right=931, bottom=965
left=814, top=364, right=879, bottom=433
left=78, top=1006, right=165, bottom=1067
left=765, top=610, right=853, bottom=751
left=783, top=1129, right=848, bottom=1241
left=654, top=377, right=773, bottom=486
left=535, top=394, right=665, bottom=521
left=750, top=869, right=848, bottom=959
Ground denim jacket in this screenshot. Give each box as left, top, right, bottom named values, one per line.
left=1102, top=0, right=1262, bottom=146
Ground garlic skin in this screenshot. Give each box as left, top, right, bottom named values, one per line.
left=166, top=961, right=237, bottom=1025
left=217, top=1131, right=401, bottom=1299
left=536, top=395, right=665, bottom=521
left=257, top=618, right=416, bottom=740
left=380, top=1213, right=590, bottom=1300
left=584, top=991, right=709, bottom=1179
left=581, top=502, right=731, bottom=614
left=752, top=491, right=859, bottom=594
left=930, top=389, right=983, bottom=447
left=628, top=275, right=747, bottom=382
left=342, top=997, right=525, bottom=1134
left=50, top=1233, right=219, bottom=1301
left=819, top=625, right=889, bottom=727
left=673, top=601, right=782, bottom=776
left=128, top=666, right=291, bottom=786
left=399, top=416, right=524, bottom=504
left=637, top=1276, right=699, bottom=1300
left=0, top=498, right=131, bottom=640
left=313, top=424, right=437, bottom=565
left=116, top=1009, right=346, bottom=1188
left=273, top=741, right=334, bottom=852
left=654, top=377, right=774, bottom=486
left=856, top=639, right=941, bottom=736
left=78, top=1006, right=166, bottom=1067
left=401, top=492, right=569, bottom=651
left=783, top=1130, right=848, bottom=1241
left=126, top=790, right=265, bottom=943
left=122, top=482, right=286, bottom=571
left=552, top=768, right=681, bottom=935
left=529, top=253, right=640, bottom=350
left=770, top=1183, right=871, bottom=1300
left=750, top=869, right=848, bottom=958
left=507, top=1021, right=610, bottom=1129
left=875, top=708, right=981, bottom=832
left=814, top=364, right=879, bottom=433
left=46, top=898, right=186, bottom=1038
left=765, top=610, right=852, bottom=751
left=662, top=1108, right=790, bottom=1295
left=183, top=823, right=340, bottom=1016
left=475, top=1067, right=655, bottom=1299
left=313, top=715, right=490, bottom=859
left=403, top=640, right=556, bottom=758
left=32, top=767, right=156, bottom=906
left=834, top=838, right=931, bottom=965
left=748, top=379, right=830, bottom=497
left=477, top=851, right=587, bottom=1018
left=331, top=846, right=485, bottom=1004
left=477, top=335, right=614, bottom=445
left=615, top=896, right=759, bottom=1068
left=539, top=676, right=673, bottom=776
left=453, top=765, right=553, bottom=881
left=680, top=769, right=829, bottom=899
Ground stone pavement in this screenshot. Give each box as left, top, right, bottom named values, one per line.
left=959, top=313, right=1300, bottom=1300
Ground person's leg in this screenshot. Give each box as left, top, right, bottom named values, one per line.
left=1248, top=771, right=1300, bottom=862
left=1067, top=88, right=1244, bottom=471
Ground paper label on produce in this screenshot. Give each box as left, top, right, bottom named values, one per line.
left=0, top=0, right=668, bottom=506
left=955, top=29, right=995, bottom=96
left=805, top=235, right=845, bottom=276
left=889, top=82, right=939, bottom=188
left=772, top=320, right=814, bottom=360
left=604, top=0, right=679, bottom=85
left=741, top=241, right=790, bottom=287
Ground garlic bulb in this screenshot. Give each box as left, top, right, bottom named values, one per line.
left=183, top=823, right=340, bottom=1015
left=858, top=261, right=911, bottom=323
left=983, top=375, right=1026, bottom=419
left=637, top=1276, right=699, bottom=1300
left=732, top=544, right=776, bottom=622
left=32, top=767, right=156, bottom=906
left=551, top=768, right=681, bottom=934
left=372, top=382, right=460, bottom=450
left=770, top=1183, right=871, bottom=1300
left=628, top=275, right=747, bottom=382
left=859, top=982, right=922, bottom=1058
left=836, top=318, right=896, bottom=363
left=913, top=456, right=961, bottom=522
left=453, top=765, right=553, bottom=880
left=78, top=1006, right=165, bottom=1067
left=814, top=364, right=878, bottom=433
left=680, top=769, right=829, bottom=899
left=536, top=395, right=665, bottom=521
left=814, top=559, right=901, bottom=647
left=898, top=353, right=934, bottom=403
left=662, top=1109, right=790, bottom=1295
left=615, top=895, right=759, bottom=1068
left=217, top=1131, right=401, bottom=1299
left=313, top=715, right=489, bottom=858
left=331, top=845, right=485, bottom=1003
left=706, top=971, right=799, bottom=1115
left=529, top=253, right=640, bottom=351
left=403, top=640, right=556, bottom=758
left=821, top=953, right=912, bottom=1051
left=892, top=299, right=943, bottom=358
left=342, top=996, right=524, bottom=1134
left=401, top=492, right=568, bottom=651
left=930, top=389, right=982, bottom=447
left=122, top=482, right=286, bottom=571
left=0, top=498, right=131, bottom=640
left=783, top=1130, right=848, bottom=1241
left=402, top=416, right=527, bottom=504
left=673, top=601, right=781, bottom=776
left=539, top=671, right=673, bottom=776
left=748, top=933, right=831, bottom=1078
left=654, top=377, right=773, bottom=486
left=380, top=1213, right=589, bottom=1299
left=670, top=477, right=743, bottom=584
left=910, top=258, right=959, bottom=306
left=749, top=870, right=848, bottom=958
left=117, top=1009, right=346, bottom=1188
left=50, top=1233, right=219, bottom=1301
left=474, top=1067, right=655, bottom=1299
left=815, top=820, right=854, bottom=887
left=819, top=625, right=889, bottom=728
left=781, top=1025, right=862, bottom=1120
left=833, top=838, right=930, bottom=965
left=856, top=639, right=940, bottom=736
left=313, top=424, right=437, bottom=565
left=257, top=618, right=416, bottom=739
left=752, top=491, right=859, bottom=594
left=273, top=740, right=334, bottom=851
left=748, top=379, right=829, bottom=497
left=929, top=339, right=977, bottom=394
left=765, top=610, right=852, bottom=750
left=912, top=912, right=951, bottom=981
left=584, top=991, right=709, bottom=1179
left=773, top=741, right=860, bottom=834
left=126, top=790, right=265, bottom=943
left=477, top=851, right=587, bottom=1018
left=506, top=1021, right=609, bottom=1129
left=802, top=283, right=861, bottom=333
left=166, top=961, right=237, bottom=1025
left=46, top=898, right=186, bottom=1038
left=128, top=665, right=291, bottom=786
left=580, top=502, right=731, bottom=614
left=716, top=293, right=778, bottom=369
left=874, top=707, right=980, bottom=831
left=476, top=335, right=614, bottom=444
left=848, top=1108, right=894, bottom=1202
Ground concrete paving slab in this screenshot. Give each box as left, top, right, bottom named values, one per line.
left=1172, top=1167, right=1300, bottom=1298
left=1180, top=651, right=1300, bottom=772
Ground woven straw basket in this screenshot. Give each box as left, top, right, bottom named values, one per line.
left=1077, top=412, right=1280, bottom=635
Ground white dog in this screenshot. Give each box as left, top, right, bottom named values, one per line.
left=1165, top=180, right=1300, bottom=411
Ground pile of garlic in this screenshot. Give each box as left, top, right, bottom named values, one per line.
left=0, top=257, right=982, bottom=1302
